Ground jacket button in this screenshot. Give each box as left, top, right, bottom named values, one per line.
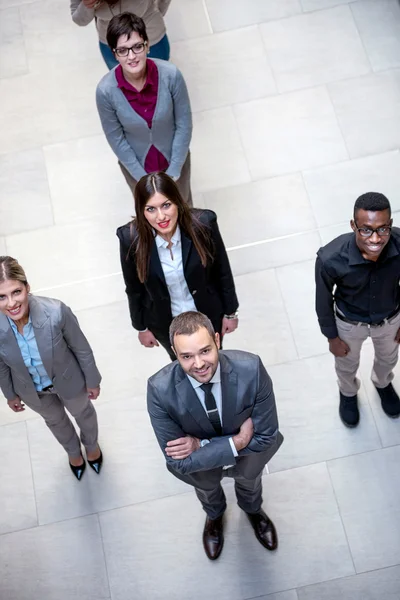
left=192, top=290, right=197, bottom=295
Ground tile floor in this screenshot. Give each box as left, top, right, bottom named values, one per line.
left=1, top=0, right=400, bottom=598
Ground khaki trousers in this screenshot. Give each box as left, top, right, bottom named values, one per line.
left=119, top=151, right=193, bottom=207
left=335, top=311, right=400, bottom=397
left=24, top=389, right=99, bottom=458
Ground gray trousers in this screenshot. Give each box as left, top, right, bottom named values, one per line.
left=195, top=466, right=263, bottom=520
left=119, top=151, right=193, bottom=207
left=335, top=311, right=400, bottom=397
left=24, top=389, right=98, bottom=458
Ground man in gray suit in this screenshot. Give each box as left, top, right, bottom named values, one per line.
left=147, top=311, right=283, bottom=560
left=0, top=256, right=102, bottom=480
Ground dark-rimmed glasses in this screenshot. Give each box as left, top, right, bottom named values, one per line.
left=354, top=224, right=392, bottom=238
left=114, top=42, right=147, bottom=57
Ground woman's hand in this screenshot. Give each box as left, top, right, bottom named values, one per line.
left=8, top=397, right=25, bottom=412
left=82, top=0, right=100, bottom=9
left=138, top=330, right=160, bottom=348
left=221, top=317, right=238, bottom=335
left=87, top=386, right=101, bottom=400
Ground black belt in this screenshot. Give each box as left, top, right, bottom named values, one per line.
left=336, top=307, right=400, bottom=328
left=41, top=385, right=55, bottom=392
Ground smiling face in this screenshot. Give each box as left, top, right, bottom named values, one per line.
left=351, top=208, right=392, bottom=261
left=114, top=30, right=148, bottom=79
left=173, top=326, right=221, bottom=384
left=143, top=192, right=179, bottom=238
left=0, top=279, right=30, bottom=323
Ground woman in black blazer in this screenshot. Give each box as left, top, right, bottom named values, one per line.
left=116, top=172, right=239, bottom=360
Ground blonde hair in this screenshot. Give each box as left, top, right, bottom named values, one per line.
left=0, top=256, right=28, bottom=286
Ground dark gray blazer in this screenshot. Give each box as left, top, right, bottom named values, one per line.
left=0, top=295, right=101, bottom=407
left=147, top=350, right=283, bottom=487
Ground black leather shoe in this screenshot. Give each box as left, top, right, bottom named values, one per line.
left=203, top=515, right=224, bottom=560
left=247, top=510, right=278, bottom=551
left=375, top=383, right=400, bottom=418
left=69, top=456, right=86, bottom=481
left=339, top=392, right=359, bottom=427
left=87, top=449, right=103, bottom=474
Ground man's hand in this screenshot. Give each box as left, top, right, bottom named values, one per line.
left=233, top=417, right=254, bottom=452
left=165, top=436, right=200, bottom=459
left=138, top=330, right=160, bottom=348
left=8, top=397, right=25, bottom=412
left=328, top=336, right=350, bottom=358
left=87, top=386, right=101, bottom=400
left=395, top=327, right=400, bottom=343
left=221, top=317, right=238, bottom=336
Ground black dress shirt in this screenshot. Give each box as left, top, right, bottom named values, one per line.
left=315, top=227, right=400, bottom=339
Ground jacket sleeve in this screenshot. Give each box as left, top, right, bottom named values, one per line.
left=315, top=256, right=338, bottom=339
left=147, top=380, right=236, bottom=475
left=237, top=357, right=280, bottom=457
left=208, top=213, right=239, bottom=315
left=61, top=304, right=102, bottom=388
left=165, top=68, right=193, bottom=180
left=70, top=0, right=95, bottom=25
left=96, top=86, right=147, bottom=181
left=0, top=357, right=16, bottom=402
left=157, top=0, right=172, bottom=16
left=117, top=228, right=147, bottom=331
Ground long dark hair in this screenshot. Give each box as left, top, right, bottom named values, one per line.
left=131, top=172, right=214, bottom=283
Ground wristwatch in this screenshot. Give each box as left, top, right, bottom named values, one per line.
left=224, top=311, right=239, bottom=320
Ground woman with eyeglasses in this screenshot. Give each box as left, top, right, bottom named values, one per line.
left=71, top=0, right=171, bottom=69
left=117, top=172, right=239, bottom=361
left=96, top=12, right=193, bottom=205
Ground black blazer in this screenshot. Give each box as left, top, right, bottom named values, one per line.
left=116, top=209, right=239, bottom=333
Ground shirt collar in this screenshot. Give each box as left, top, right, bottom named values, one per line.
left=155, top=225, right=181, bottom=249
left=348, top=233, right=399, bottom=266
left=116, top=59, right=157, bottom=93
left=187, top=363, right=221, bottom=390
left=7, top=315, right=31, bottom=331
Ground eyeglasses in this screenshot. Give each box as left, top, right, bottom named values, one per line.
left=114, top=42, right=147, bottom=57
left=355, top=225, right=392, bottom=238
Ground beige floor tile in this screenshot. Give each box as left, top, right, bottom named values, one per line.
left=205, top=0, right=302, bottom=32
left=172, top=26, right=276, bottom=112
left=260, top=6, right=370, bottom=93
left=234, top=87, right=348, bottom=179
left=301, top=0, right=356, bottom=11
left=191, top=106, right=251, bottom=192
left=0, top=148, right=53, bottom=236
left=165, top=0, right=211, bottom=41
left=303, top=150, right=400, bottom=227
left=0, top=7, right=28, bottom=79
left=43, top=135, right=133, bottom=225
left=203, top=174, right=316, bottom=248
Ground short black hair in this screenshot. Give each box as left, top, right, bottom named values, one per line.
left=353, top=192, right=391, bottom=219
left=106, top=12, right=148, bottom=50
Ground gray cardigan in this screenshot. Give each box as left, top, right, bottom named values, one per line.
left=96, top=59, right=192, bottom=181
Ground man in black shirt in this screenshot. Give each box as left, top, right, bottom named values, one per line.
left=315, top=192, right=400, bottom=427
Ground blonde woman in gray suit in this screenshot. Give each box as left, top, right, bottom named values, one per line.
left=0, top=256, right=103, bottom=481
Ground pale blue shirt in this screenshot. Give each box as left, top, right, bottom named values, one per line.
left=155, top=226, right=197, bottom=317
left=8, top=317, right=52, bottom=391
left=187, top=363, right=238, bottom=458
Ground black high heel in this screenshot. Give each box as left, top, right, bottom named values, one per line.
left=69, top=455, right=86, bottom=481
left=87, top=449, right=103, bottom=474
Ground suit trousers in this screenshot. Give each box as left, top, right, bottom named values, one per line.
left=194, top=465, right=264, bottom=520
left=24, top=389, right=99, bottom=458
left=119, top=152, right=193, bottom=207
left=335, top=311, right=400, bottom=397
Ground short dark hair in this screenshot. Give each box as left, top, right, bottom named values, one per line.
left=106, top=12, right=148, bottom=50
left=354, top=192, right=391, bottom=219
left=169, top=312, right=216, bottom=347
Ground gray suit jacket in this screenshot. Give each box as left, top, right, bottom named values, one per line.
left=147, top=350, right=283, bottom=486
left=0, top=295, right=101, bottom=406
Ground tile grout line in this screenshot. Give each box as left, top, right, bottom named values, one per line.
left=326, top=461, right=358, bottom=575
left=96, top=513, right=114, bottom=600
left=201, top=0, right=213, bottom=34
left=25, top=420, right=40, bottom=528
left=273, top=266, right=301, bottom=361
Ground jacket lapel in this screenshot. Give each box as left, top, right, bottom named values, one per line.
left=220, top=353, right=238, bottom=434
left=176, top=373, right=216, bottom=437
left=29, top=296, right=53, bottom=380
left=150, top=239, right=167, bottom=287
left=181, top=230, right=192, bottom=270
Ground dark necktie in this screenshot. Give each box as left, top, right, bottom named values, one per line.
left=200, top=383, right=222, bottom=436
